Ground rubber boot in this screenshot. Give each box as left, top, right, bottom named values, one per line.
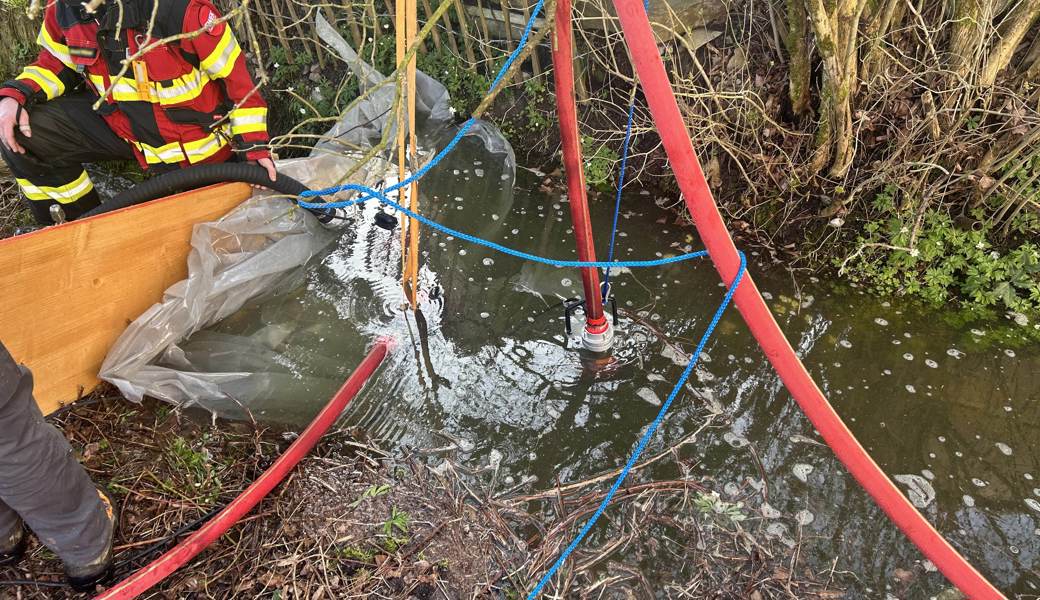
left=64, top=487, right=116, bottom=593
left=0, top=521, right=26, bottom=567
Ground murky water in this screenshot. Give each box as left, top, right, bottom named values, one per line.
left=196, top=139, right=1040, bottom=597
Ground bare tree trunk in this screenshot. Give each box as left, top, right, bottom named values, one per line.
left=807, top=0, right=866, bottom=177
left=860, top=0, right=903, bottom=83
left=949, top=0, right=994, bottom=82
left=786, top=0, right=812, bottom=116
left=0, top=7, right=38, bottom=80
left=979, top=0, right=1040, bottom=86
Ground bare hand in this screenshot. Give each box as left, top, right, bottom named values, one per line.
left=252, top=157, right=277, bottom=190
left=0, top=97, right=30, bottom=154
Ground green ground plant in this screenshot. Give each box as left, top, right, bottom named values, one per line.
left=841, top=185, right=1040, bottom=316
left=163, top=434, right=222, bottom=503
left=581, top=134, right=620, bottom=190
left=691, top=491, right=747, bottom=526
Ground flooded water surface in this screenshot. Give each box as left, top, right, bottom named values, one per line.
left=197, top=141, right=1040, bottom=597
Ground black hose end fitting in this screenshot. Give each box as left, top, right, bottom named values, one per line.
left=374, top=211, right=398, bottom=230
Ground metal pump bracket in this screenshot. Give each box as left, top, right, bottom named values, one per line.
left=563, top=295, right=619, bottom=336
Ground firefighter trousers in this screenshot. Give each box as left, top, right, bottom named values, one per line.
left=0, top=94, right=135, bottom=224
left=0, top=340, right=111, bottom=566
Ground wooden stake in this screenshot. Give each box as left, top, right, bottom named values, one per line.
left=269, top=0, right=295, bottom=63
left=452, top=0, right=478, bottom=65
left=474, top=0, right=494, bottom=65
left=341, top=0, right=364, bottom=47
left=403, top=0, right=421, bottom=308
left=499, top=0, right=515, bottom=49
left=420, top=0, right=444, bottom=50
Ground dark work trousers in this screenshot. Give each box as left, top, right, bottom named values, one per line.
left=0, top=93, right=134, bottom=224
left=0, top=340, right=110, bottom=566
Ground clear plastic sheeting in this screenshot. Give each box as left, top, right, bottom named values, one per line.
left=98, top=154, right=392, bottom=415
left=311, top=12, right=515, bottom=180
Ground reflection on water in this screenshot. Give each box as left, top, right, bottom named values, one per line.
left=197, top=138, right=1039, bottom=597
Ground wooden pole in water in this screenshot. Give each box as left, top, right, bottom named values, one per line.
left=398, top=0, right=421, bottom=308
left=395, top=0, right=408, bottom=290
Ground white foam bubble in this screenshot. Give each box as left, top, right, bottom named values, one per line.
left=795, top=510, right=815, bottom=526
left=636, top=387, right=661, bottom=406
left=963, top=495, right=975, bottom=507
left=792, top=463, right=814, bottom=483
left=996, top=442, right=1013, bottom=456
left=723, top=431, right=749, bottom=448
left=894, top=474, right=935, bottom=508
left=760, top=503, right=781, bottom=518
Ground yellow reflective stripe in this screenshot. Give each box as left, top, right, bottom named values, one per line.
left=37, top=25, right=74, bottom=69
left=16, top=171, right=93, bottom=204
left=19, top=66, right=65, bottom=100
left=229, top=107, right=267, bottom=135
left=182, top=130, right=229, bottom=164
left=92, top=70, right=210, bottom=106
left=199, top=27, right=241, bottom=79
left=89, top=74, right=140, bottom=102
left=154, top=69, right=210, bottom=105
left=135, top=139, right=186, bottom=164
left=135, top=131, right=229, bottom=166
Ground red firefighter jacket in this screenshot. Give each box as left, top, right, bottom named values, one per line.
left=0, top=0, right=270, bottom=169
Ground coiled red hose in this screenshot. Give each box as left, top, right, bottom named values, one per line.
left=94, top=339, right=393, bottom=600
left=611, top=1, right=1005, bottom=598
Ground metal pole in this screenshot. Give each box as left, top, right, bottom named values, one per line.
left=551, top=0, right=613, bottom=353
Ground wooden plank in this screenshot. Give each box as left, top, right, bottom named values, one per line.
left=0, top=182, right=254, bottom=415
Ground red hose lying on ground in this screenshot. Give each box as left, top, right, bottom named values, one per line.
left=611, top=1, right=1005, bottom=598
left=95, top=338, right=394, bottom=600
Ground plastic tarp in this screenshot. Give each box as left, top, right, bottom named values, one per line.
left=98, top=18, right=515, bottom=416
left=98, top=154, right=389, bottom=413
left=311, top=12, right=514, bottom=177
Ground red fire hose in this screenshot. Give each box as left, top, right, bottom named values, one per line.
left=610, top=1, right=1005, bottom=598
left=95, top=339, right=393, bottom=600
left=551, top=0, right=607, bottom=328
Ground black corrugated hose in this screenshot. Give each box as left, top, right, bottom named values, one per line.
left=81, top=163, right=337, bottom=224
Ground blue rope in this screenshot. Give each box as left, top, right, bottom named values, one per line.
left=301, top=186, right=712, bottom=269
left=525, top=254, right=745, bottom=599
left=601, top=99, right=637, bottom=299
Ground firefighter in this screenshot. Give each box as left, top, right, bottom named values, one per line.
left=0, top=0, right=276, bottom=224
left=0, top=339, right=117, bottom=591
